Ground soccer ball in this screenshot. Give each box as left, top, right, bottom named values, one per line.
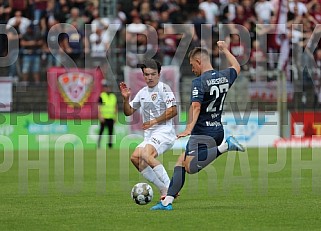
left=131, top=183, right=153, bottom=205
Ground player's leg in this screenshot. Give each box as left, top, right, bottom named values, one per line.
left=151, top=135, right=245, bottom=210
left=165, top=153, right=187, bottom=196
left=97, top=119, right=106, bottom=148
left=187, top=135, right=245, bottom=174
left=130, top=147, right=148, bottom=171
left=150, top=153, right=187, bottom=210
left=219, top=136, right=245, bottom=152
left=140, top=144, right=169, bottom=196
left=152, top=135, right=220, bottom=210
left=140, top=133, right=174, bottom=188
left=21, top=55, right=31, bottom=82
left=132, top=145, right=167, bottom=196
left=106, top=119, right=114, bottom=148
left=31, top=55, right=41, bottom=83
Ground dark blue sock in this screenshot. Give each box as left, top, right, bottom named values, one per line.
left=167, top=166, right=186, bottom=197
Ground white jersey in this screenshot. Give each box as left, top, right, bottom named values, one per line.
left=129, top=82, right=176, bottom=138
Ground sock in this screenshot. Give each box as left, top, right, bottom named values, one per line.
left=167, top=166, right=186, bottom=198
left=162, top=196, right=174, bottom=206
left=218, top=141, right=228, bottom=153
left=153, top=164, right=171, bottom=188
left=141, top=166, right=166, bottom=193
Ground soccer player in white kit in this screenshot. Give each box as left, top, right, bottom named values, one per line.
left=119, top=59, right=177, bottom=198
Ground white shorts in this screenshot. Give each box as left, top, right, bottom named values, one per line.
left=137, top=132, right=175, bottom=155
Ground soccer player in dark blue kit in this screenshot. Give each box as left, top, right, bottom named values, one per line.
left=151, top=41, right=245, bottom=210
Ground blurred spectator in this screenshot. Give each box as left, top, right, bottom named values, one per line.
left=242, top=21, right=255, bottom=42
left=254, top=0, right=274, bottom=24
left=242, top=0, right=256, bottom=23
left=307, top=0, right=321, bottom=25
left=66, top=7, right=85, bottom=31
left=7, top=10, right=31, bottom=35
left=126, top=16, right=147, bottom=67
left=91, top=8, right=110, bottom=33
left=290, top=24, right=303, bottom=81
left=220, top=0, right=238, bottom=23
left=0, top=0, right=11, bottom=56
left=83, top=1, right=96, bottom=24
left=20, top=24, right=44, bottom=83
left=114, top=3, right=127, bottom=29
left=198, top=0, right=219, bottom=25
left=229, top=33, right=248, bottom=70
left=61, top=20, right=89, bottom=68
left=9, top=0, right=29, bottom=16
left=44, top=19, right=63, bottom=67
left=191, top=9, right=206, bottom=42
left=288, top=0, right=307, bottom=17
left=161, top=24, right=179, bottom=66
left=232, top=5, right=247, bottom=25
left=313, top=48, right=321, bottom=107
left=88, top=26, right=110, bottom=72
left=71, top=0, right=86, bottom=14
left=0, top=0, right=11, bottom=23
left=249, top=40, right=266, bottom=81
left=54, top=0, right=70, bottom=23
left=139, top=1, right=153, bottom=22
left=32, top=0, right=54, bottom=25
left=158, top=9, right=171, bottom=27
left=211, top=44, right=223, bottom=70
left=166, top=0, right=182, bottom=23
left=7, top=25, right=20, bottom=78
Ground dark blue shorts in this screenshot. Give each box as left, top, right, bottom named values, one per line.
left=185, top=131, right=224, bottom=160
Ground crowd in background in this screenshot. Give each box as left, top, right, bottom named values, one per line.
left=0, top=0, right=321, bottom=107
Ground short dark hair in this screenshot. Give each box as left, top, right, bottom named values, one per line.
left=138, top=59, right=162, bottom=74
left=188, top=47, right=209, bottom=59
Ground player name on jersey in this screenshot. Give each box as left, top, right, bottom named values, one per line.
left=206, top=77, right=228, bottom=86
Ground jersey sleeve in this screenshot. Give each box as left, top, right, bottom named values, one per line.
left=190, top=78, right=204, bottom=103
left=161, top=83, right=177, bottom=109
left=223, top=68, right=238, bottom=86
left=129, top=90, right=141, bottom=110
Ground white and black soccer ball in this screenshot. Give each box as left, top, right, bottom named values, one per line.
left=131, top=183, right=153, bottom=205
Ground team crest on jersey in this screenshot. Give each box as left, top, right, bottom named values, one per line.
left=151, top=93, right=158, bottom=101
left=57, top=72, right=94, bottom=107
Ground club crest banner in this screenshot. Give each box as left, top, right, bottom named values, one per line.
left=47, top=67, right=103, bottom=119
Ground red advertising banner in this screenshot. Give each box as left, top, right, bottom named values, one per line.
left=47, top=67, right=103, bottom=119
left=274, top=112, right=321, bottom=147
left=291, top=112, right=321, bottom=137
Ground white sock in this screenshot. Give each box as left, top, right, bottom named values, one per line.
left=141, top=166, right=166, bottom=192
left=162, top=196, right=174, bottom=206
left=153, top=164, right=171, bottom=188
left=218, top=141, right=228, bottom=153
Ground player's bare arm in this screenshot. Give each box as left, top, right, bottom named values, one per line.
left=142, top=105, right=177, bottom=130
left=119, top=82, right=135, bottom=116
left=217, top=40, right=241, bottom=74
left=177, top=102, right=201, bottom=139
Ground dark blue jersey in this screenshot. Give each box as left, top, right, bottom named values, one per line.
left=190, top=68, right=238, bottom=136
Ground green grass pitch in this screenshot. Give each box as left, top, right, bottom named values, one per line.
left=1, top=147, right=321, bottom=230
